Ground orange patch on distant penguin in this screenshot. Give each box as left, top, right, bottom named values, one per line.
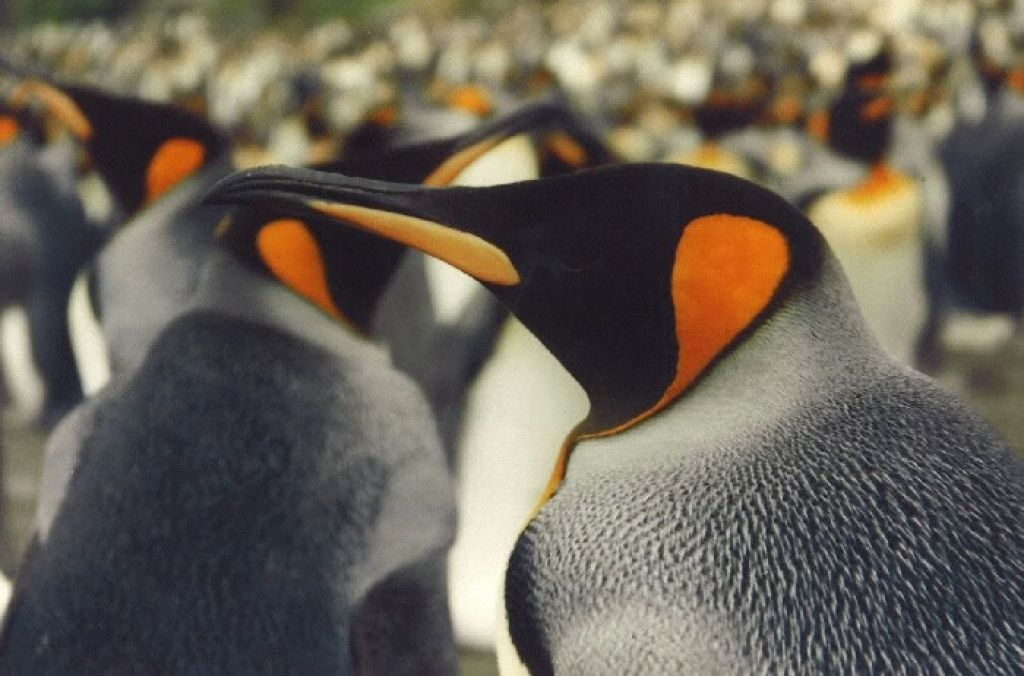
left=256, top=219, right=346, bottom=321
left=807, top=110, right=829, bottom=141
left=145, top=137, right=206, bottom=203
left=545, top=132, right=589, bottom=168
left=846, top=163, right=912, bottom=204
left=446, top=85, right=493, bottom=117
left=536, top=214, right=789, bottom=509
left=860, top=96, right=893, bottom=122
left=0, top=116, right=19, bottom=146
left=1009, top=69, right=1024, bottom=93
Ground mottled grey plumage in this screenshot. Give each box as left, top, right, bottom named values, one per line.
left=2, top=251, right=457, bottom=674
left=507, top=256, right=1024, bottom=674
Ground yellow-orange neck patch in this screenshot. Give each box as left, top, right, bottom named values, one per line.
left=446, top=85, right=493, bottom=117
left=145, top=137, right=206, bottom=204
left=256, top=219, right=349, bottom=324
left=0, top=116, right=19, bottom=146
left=846, top=163, right=910, bottom=204
left=535, top=214, right=789, bottom=510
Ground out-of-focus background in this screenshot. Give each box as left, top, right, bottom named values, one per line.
left=1, top=0, right=1023, bottom=673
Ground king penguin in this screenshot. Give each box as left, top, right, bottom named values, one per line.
left=784, top=38, right=935, bottom=368
left=0, top=200, right=458, bottom=675
left=208, top=161, right=1024, bottom=673
left=0, top=101, right=103, bottom=426
left=9, top=80, right=236, bottom=382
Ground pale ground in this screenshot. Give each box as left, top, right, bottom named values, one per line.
left=1, top=336, right=1022, bottom=675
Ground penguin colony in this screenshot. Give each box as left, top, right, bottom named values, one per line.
left=0, top=0, right=1023, bottom=673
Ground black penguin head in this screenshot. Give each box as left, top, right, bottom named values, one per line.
left=206, top=163, right=826, bottom=497
left=693, top=76, right=772, bottom=139
left=824, top=87, right=894, bottom=164
left=9, top=80, right=230, bottom=215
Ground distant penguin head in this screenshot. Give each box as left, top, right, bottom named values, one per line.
left=206, top=163, right=827, bottom=498
left=693, top=75, right=772, bottom=139
left=9, top=80, right=231, bottom=215
left=824, top=87, right=894, bottom=164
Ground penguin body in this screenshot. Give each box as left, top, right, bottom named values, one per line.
left=1, top=249, right=456, bottom=674
left=790, top=84, right=931, bottom=366
left=0, top=122, right=102, bottom=425
left=208, top=161, right=1024, bottom=672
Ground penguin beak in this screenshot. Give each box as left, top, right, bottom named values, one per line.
left=206, top=166, right=521, bottom=286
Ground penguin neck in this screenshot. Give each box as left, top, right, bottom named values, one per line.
left=190, top=247, right=389, bottom=365
left=566, top=255, right=892, bottom=478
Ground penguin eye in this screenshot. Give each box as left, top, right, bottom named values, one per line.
left=145, top=137, right=207, bottom=203
left=0, top=116, right=20, bottom=146
left=256, top=219, right=346, bottom=320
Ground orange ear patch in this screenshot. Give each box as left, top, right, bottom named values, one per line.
left=807, top=110, right=829, bottom=141
left=0, top=116, right=19, bottom=146
left=145, top=137, right=206, bottom=203
left=256, top=219, right=346, bottom=321
left=446, top=85, right=493, bottom=117
left=537, top=214, right=789, bottom=511
left=860, top=96, right=893, bottom=122
left=544, top=131, right=589, bottom=168
left=604, top=214, right=788, bottom=435
left=668, top=214, right=789, bottom=401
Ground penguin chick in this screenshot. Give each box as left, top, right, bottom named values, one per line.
left=0, top=207, right=457, bottom=675
left=207, top=162, right=1024, bottom=674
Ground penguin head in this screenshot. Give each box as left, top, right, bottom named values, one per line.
left=692, top=75, right=772, bottom=139
left=206, top=163, right=826, bottom=495
left=9, top=80, right=230, bottom=215
left=823, top=86, right=894, bottom=165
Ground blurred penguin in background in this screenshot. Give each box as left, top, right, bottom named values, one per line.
left=786, top=33, right=933, bottom=367
left=0, top=97, right=105, bottom=427
left=940, top=14, right=1024, bottom=340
